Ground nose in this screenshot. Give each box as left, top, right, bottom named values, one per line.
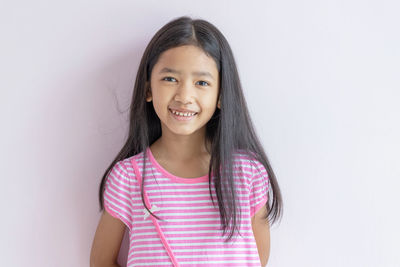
left=174, top=80, right=195, bottom=104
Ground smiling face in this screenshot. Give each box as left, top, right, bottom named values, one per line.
left=146, top=45, right=220, bottom=137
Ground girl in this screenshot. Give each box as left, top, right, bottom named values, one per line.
left=91, top=16, right=282, bottom=267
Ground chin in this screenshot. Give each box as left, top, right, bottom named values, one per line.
left=171, top=129, right=199, bottom=136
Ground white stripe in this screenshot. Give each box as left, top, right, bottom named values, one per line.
left=130, top=240, right=254, bottom=249
left=132, top=229, right=248, bottom=236
left=105, top=185, right=131, bottom=205
left=130, top=243, right=165, bottom=249
left=130, top=247, right=257, bottom=253
left=142, top=191, right=248, bottom=198
left=130, top=259, right=260, bottom=266
left=132, top=235, right=254, bottom=242
left=131, top=252, right=258, bottom=260
left=107, top=172, right=131, bottom=190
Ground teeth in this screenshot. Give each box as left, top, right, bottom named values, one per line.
left=170, top=109, right=196, bottom=117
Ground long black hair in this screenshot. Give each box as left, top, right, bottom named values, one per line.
left=98, top=15, right=283, bottom=242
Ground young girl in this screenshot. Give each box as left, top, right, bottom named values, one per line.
left=91, top=16, right=282, bottom=267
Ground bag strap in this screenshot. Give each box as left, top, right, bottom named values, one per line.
left=131, top=157, right=180, bottom=267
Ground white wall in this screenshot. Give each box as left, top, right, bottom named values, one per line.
left=1, top=1, right=399, bottom=266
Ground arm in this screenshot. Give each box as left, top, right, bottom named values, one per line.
left=251, top=204, right=270, bottom=267
left=90, top=209, right=126, bottom=267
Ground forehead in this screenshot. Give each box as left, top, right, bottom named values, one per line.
left=153, top=45, right=218, bottom=77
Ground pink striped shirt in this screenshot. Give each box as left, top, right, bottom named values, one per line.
left=103, top=147, right=269, bottom=267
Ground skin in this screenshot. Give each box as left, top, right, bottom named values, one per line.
left=146, top=45, right=221, bottom=177
left=90, top=210, right=125, bottom=267
left=90, top=44, right=270, bottom=266
left=251, top=204, right=271, bottom=266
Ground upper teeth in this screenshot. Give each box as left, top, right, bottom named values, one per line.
left=171, top=109, right=196, bottom=117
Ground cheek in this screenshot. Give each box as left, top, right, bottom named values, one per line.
left=201, top=101, right=218, bottom=115
left=150, top=93, right=170, bottom=115
left=202, top=94, right=219, bottom=108
left=151, top=88, right=169, bottom=105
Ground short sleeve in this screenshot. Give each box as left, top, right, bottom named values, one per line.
left=249, top=160, right=270, bottom=217
left=103, top=160, right=133, bottom=231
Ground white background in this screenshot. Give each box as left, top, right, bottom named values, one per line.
left=1, top=1, right=399, bottom=266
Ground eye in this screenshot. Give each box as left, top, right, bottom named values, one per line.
left=162, top=77, right=177, bottom=82
left=197, top=81, right=210, bottom=86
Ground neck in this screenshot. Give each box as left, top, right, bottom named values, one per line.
left=150, top=132, right=211, bottom=162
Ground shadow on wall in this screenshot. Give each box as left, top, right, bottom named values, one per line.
left=117, top=228, right=129, bottom=266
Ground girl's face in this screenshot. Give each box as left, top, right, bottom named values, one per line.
left=147, top=45, right=220, bottom=137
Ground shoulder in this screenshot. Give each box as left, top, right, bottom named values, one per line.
left=232, top=149, right=262, bottom=172
left=110, top=152, right=144, bottom=184
left=232, top=149, right=268, bottom=187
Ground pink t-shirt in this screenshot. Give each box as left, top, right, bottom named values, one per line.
left=103, top=147, right=269, bottom=267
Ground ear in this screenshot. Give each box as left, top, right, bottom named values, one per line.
left=146, top=90, right=152, bottom=102
left=217, top=97, right=221, bottom=109
left=145, top=82, right=152, bottom=102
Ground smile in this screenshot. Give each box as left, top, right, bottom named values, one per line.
left=169, top=108, right=198, bottom=121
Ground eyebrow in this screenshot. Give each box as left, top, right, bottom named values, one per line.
left=158, top=67, right=215, bottom=81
